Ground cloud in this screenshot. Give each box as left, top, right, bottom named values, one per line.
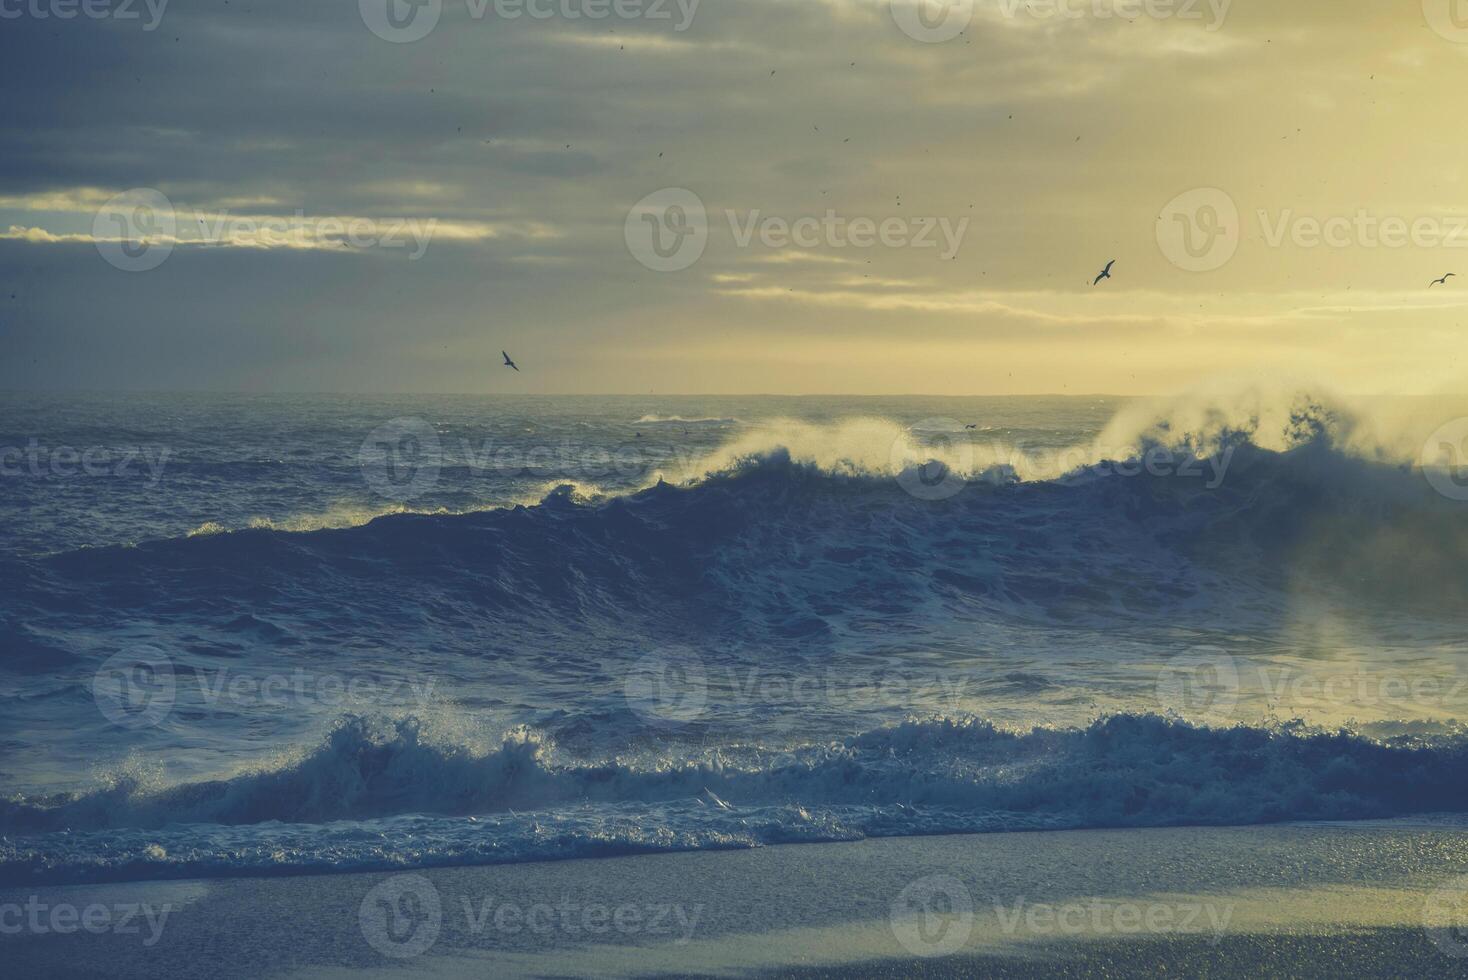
left=1, top=0, right=1464, bottom=392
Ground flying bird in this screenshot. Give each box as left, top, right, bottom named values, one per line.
left=502, top=351, right=519, bottom=372
left=1431, top=273, right=1456, bottom=287
left=1093, top=259, right=1116, bottom=286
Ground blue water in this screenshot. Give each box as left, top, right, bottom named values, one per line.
left=4, top=391, right=1468, bottom=884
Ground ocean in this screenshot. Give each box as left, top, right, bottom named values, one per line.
left=4, top=389, right=1468, bottom=885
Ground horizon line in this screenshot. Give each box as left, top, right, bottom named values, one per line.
left=0, top=389, right=1454, bottom=399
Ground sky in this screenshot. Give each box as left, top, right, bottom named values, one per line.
left=3, top=0, right=1468, bottom=394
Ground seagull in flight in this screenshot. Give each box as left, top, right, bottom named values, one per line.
left=502, top=350, right=520, bottom=372
left=1431, top=273, right=1456, bottom=288
left=1093, top=259, right=1116, bottom=286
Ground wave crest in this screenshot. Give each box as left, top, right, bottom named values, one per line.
left=8, top=712, right=1468, bottom=836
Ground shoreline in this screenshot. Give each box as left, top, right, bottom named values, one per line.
left=6, top=821, right=1468, bottom=978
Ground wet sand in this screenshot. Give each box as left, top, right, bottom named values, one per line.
left=6, top=821, right=1468, bottom=978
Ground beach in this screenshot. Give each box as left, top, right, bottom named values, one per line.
left=7, top=821, right=1468, bottom=978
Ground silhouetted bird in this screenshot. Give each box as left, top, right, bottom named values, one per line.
left=1093, top=259, right=1116, bottom=286
left=502, top=351, right=519, bottom=372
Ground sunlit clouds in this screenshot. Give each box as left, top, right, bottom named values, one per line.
left=2, top=0, right=1466, bottom=392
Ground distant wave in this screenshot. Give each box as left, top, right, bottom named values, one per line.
left=7, top=418, right=1468, bottom=661
left=39, top=385, right=1465, bottom=553
left=5, top=712, right=1468, bottom=883
left=635, top=414, right=738, bottom=424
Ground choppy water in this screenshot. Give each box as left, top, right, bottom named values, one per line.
left=5, top=389, right=1468, bottom=884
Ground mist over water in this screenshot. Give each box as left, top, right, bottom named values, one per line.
left=5, top=388, right=1468, bottom=884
